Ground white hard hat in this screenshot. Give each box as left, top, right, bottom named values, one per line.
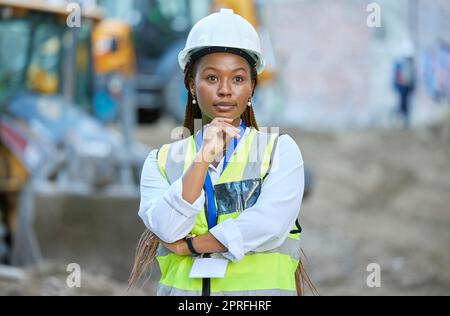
left=178, top=8, right=266, bottom=74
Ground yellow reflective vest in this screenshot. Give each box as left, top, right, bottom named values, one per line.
left=155, top=127, right=300, bottom=296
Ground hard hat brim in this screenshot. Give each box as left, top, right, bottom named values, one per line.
left=179, top=46, right=266, bottom=75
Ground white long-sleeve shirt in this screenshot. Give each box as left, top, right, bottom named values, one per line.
left=138, top=127, right=305, bottom=263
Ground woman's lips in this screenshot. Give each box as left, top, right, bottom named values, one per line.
left=214, top=102, right=236, bottom=111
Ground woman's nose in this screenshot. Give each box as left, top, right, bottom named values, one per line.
left=217, top=80, right=232, bottom=97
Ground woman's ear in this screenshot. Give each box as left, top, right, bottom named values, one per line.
left=189, top=78, right=195, bottom=96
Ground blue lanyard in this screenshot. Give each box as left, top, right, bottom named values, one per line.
left=197, top=121, right=247, bottom=229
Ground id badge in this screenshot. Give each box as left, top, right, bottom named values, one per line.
left=189, top=257, right=229, bottom=279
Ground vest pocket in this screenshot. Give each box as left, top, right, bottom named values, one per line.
left=215, top=179, right=261, bottom=216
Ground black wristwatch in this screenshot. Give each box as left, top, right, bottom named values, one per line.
left=186, top=237, right=200, bottom=256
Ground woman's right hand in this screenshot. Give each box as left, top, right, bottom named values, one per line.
left=200, top=117, right=241, bottom=163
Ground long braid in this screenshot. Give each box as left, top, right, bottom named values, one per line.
left=241, top=105, right=259, bottom=130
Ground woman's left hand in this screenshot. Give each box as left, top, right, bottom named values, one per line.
left=160, top=239, right=191, bottom=256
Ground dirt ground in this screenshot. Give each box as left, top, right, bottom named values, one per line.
left=288, top=120, right=450, bottom=295
left=1, top=114, right=449, bottom=296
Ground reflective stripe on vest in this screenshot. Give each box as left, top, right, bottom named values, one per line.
left=157, top=284, right=296, bottom=296
left=155, top=128, right=301, bottom=295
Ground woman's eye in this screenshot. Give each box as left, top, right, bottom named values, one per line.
left=207, top=75, right=218, bottom=81
left=234, top=76, right=244, bottom=82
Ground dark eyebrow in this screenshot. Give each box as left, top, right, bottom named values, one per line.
left=201, top=66, right=248, bottom=73
left=233, top=67, right=248, bottom=73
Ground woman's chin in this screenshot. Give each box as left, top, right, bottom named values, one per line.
left=211, top=108, right=239, bottom=118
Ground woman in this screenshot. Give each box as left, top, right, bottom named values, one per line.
left=129, top=9, right=314, bottom=296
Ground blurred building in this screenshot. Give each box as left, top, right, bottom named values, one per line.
left=29, top=0, right=449, bottom=129
left=261, top=0, right=450, bottom=129
left=415, top=0, right=450, bottom=108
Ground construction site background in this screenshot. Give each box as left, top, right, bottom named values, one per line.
left=0, top=0, right=449, bottom=296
